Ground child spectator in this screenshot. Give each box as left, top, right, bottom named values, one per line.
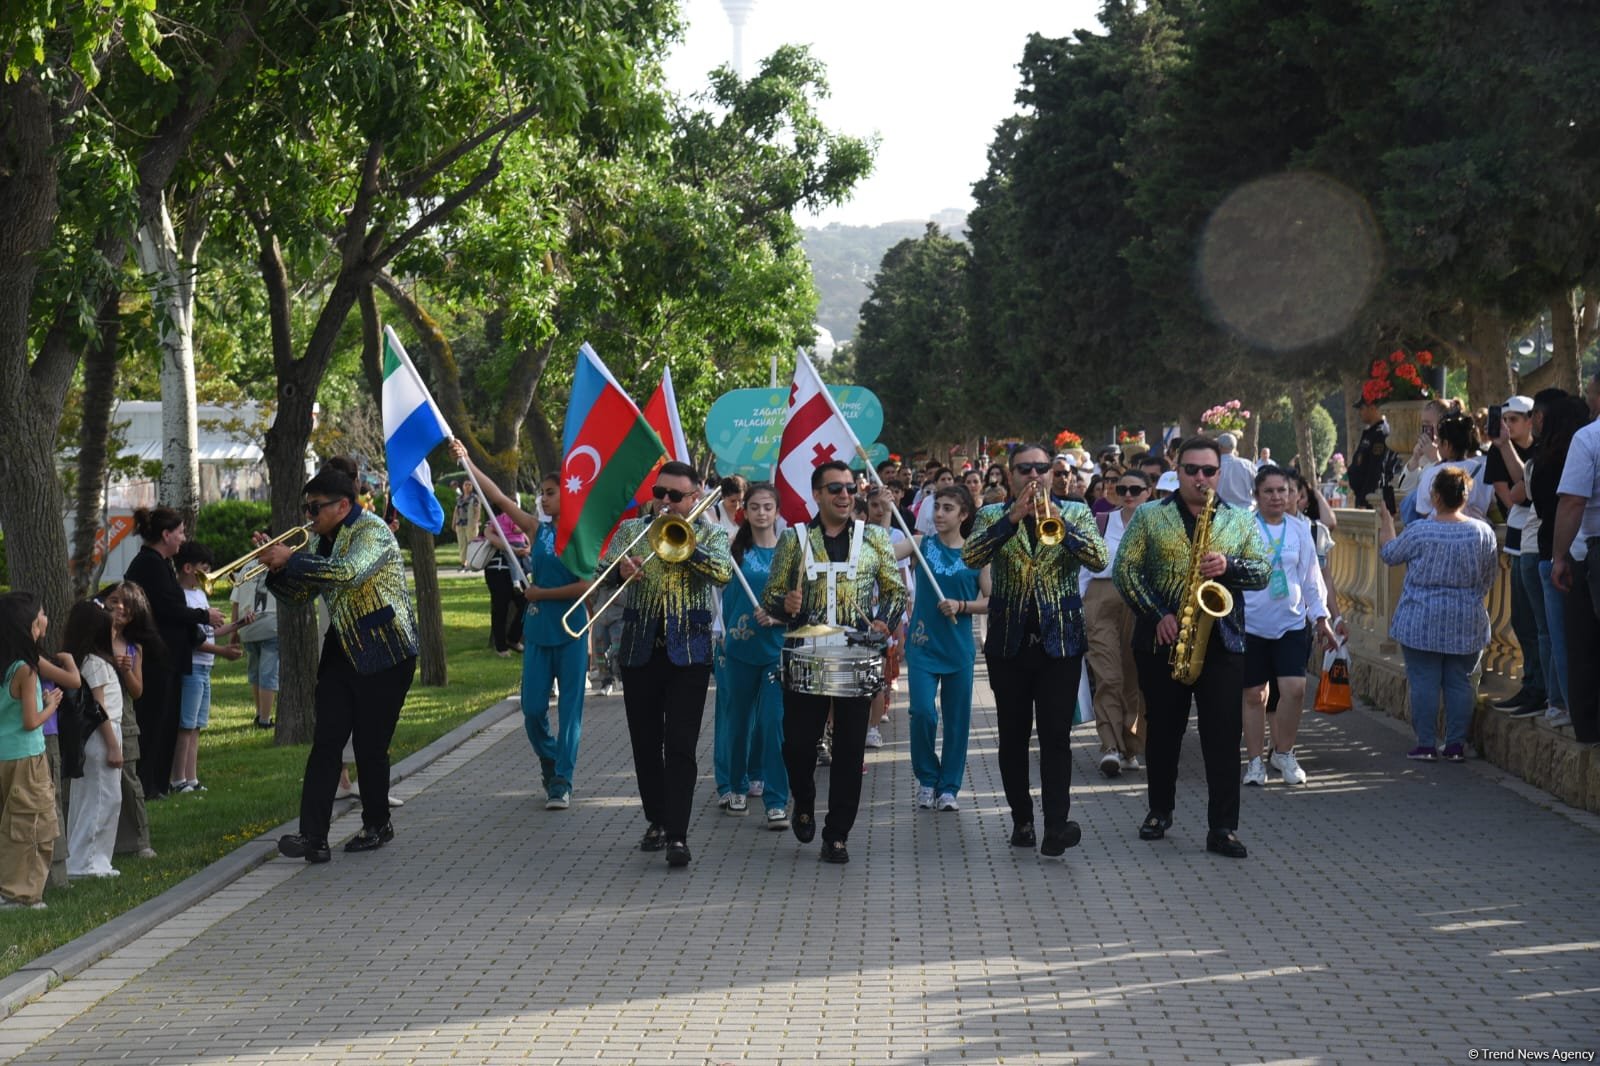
left=172, top=543, right=249, bottom=794
left=63, top=600, right=123, bottom=877
left=99, top=581, right=160, bottom=859
left=230, top=572, right=278, bottom=728
left=0, top=592, right=68, bottom=908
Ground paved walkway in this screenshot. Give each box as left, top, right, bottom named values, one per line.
left=2, top=665, right=1597, bottom=1065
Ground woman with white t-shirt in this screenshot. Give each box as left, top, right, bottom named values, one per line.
left=1081, top=469, right=1153, bottom=777
left=1241, top=467, right=1337, bottom=788
left=63, top=601, right=123, bottom=878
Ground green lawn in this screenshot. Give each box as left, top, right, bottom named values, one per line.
left=0, top=571, right=511, bottom=980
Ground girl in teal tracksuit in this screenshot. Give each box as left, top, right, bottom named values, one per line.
left=713, top=484, right=790, bottom=829
left=897, top=485, right=988, bottom=812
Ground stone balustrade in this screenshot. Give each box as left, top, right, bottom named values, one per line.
left=1329, top=508, right=1600, bottom=810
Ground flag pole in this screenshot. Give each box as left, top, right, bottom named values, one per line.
left=798, top=348, right=953, bottom=619
left=386, top=325, right=527, bottom=588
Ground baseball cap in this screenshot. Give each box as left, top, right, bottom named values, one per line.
left=1156, top=471, right=1180, bottom=493
left=1502, top=395, right=1533, bottom=415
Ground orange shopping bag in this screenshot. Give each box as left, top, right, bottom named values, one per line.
left=1313, top=640, right=1352, bottom=714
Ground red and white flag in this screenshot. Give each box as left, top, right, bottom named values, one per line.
left=775, top=348, right=857, bottom=525
left=631, top=367, right=693, bottom=511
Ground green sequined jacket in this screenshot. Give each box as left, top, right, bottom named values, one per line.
left=265, top=508, right=419, bottom=674
left=961, top=501, right=1108, bottom=658
left=759, top=520, right=907, bottom=633
left=602, top=516, right=732, bottom=668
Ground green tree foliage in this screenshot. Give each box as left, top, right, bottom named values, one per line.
left=802, top=219, right=937, bottom=343
left=1258, top=398, right=1335, bottom=478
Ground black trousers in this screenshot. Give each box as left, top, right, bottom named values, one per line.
left=620, top=646, right=712, bottom=842
left=299, top=649, right=416, bottom=840
left=782, top=690, right=870, bottom=844
left=1134, top=641, right=1244, bottom=831
left=1567, top=552, right=1600, bottom=744
left=485, top=567, right=526, bottom=652
left=134, top=663, right=180, bottom=798
left=986, top=643, right=1081, bottom=831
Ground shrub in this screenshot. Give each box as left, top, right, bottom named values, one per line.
left=193, top=500, right=273, bottom=574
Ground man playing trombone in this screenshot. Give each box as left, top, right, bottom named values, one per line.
left=257, top=467, right=419, bottom=864
left=963, top=444, right=1107, bottom=859
left=600, top=462, right=732, bottom=869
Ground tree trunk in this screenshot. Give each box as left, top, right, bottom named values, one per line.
left=1451, top=307, right=1516, bottom=413
left=1291, top=384, right=1318, bottom=480
left=138, top=189, right=203, bottom=524
left=1549, top=290, right=1586, bottom=395
left=1341, top=378, right=1364, bottom=469
left=71, top=292, right=123, bottom=599
left=526, top=393, right=562, bottom=476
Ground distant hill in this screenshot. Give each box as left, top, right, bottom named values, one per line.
left=803, top=212, right=968, bottom=343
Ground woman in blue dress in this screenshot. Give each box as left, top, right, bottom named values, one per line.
left=713, top=484, right=790, bottom=828
left=895, top=485, right=989, bottom=811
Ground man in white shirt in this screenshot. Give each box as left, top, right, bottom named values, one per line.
left=1214, top=433, right=1258, bottom=511
left=1552, top=389, right=1600, bottom=744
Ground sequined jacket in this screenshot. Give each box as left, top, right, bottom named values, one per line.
left=265, top=507, right=419, bottom=674
left=962, top=501, right=1108, bottom=658
left=603, top=516, right=732, bottom=668
left=1112, top=495, right=1271, bottom=655
left=760, top=521, right=907, bottom=633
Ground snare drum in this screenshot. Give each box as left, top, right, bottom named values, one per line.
left=783, top=644, right=884, bottom=698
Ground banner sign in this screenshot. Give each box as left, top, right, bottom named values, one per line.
left=706, top=386, right=883, bottom=481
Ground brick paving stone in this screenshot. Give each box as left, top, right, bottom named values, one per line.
left=2, top=670, right=1598, bottom=1065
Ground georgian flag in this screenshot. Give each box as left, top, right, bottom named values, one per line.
left=774, top=348, right=857, bottom=526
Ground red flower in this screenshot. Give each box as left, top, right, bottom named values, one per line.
left=1390, top=350, right=1405, bottom=364
left=1417, top=350, right=1434, bottom=367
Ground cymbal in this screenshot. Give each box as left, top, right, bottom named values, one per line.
left=788, top=624, right=843, bottom=639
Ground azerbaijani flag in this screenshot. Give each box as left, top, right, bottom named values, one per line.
left=556, top=343, right=667, bottom=578
left=382, top=325, right=451, bottom=534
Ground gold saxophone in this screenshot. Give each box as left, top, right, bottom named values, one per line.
left=1169, top=487, right=1234, bottom=685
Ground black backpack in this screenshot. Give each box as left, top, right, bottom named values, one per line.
left=55, top=682, right=108, bottom=780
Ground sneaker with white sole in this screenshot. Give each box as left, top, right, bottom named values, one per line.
left=936, top=792, right=958, bottom=811
left=865, top=727, right=883, bottom=749
left=728, top=793, right=749, bottom=815
left=916, top=786, right=936, bottom=810
left=765, top=807, right=789, bottom=830
left=1120, top=753, right=1143, bottom=772
left=717, top=792, right=733, bottom=809
left=1099, top=751, right=1122, bottom=778
left=1269, top=749, right=1307, bottom=785
left=1242, top=756, right=1267, bottom=787
left=545, top=790, right=571, bottom=810
left=1544, top=707, right=1572, bottom=728
left=748, top=780, right=764, bottom=797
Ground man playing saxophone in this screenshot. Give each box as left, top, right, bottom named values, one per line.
left=1113, top=436, right=1269, bottom=858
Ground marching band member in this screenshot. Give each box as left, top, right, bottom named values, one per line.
left=450, top=441, right=592, bottom=810
left=963, top=444, right=1107, bottom=859
left=895, top=485, right=988, bottom=812
left=713, top=483, right=790, bottom=829
left=603, top=462, right=732, bottom=869
left=1113, top=437, right=1269, bottom=859
left=762, top=461, right=906, bottom=865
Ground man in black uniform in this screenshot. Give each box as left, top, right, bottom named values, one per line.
left=1347, top=398, right=1399, bottom=509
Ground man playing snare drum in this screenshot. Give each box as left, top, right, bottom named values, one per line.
left=762, top=461, right=907, bottom=865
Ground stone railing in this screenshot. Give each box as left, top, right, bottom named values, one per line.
left=1329, top=508, right=1599, bottom=810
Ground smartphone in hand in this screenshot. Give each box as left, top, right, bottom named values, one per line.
left=1487, top=404, right=1503, bottom=441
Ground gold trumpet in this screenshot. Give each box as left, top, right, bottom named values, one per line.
left=561, top=487, right=723, bottom=640
left=200, top=524, right=314, bottom=595
left=1035, top=485, right=1065, bottom=546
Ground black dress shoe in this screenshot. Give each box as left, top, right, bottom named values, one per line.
left=1206, top=829, right=1248, bottom=859
left=665, top=840, right=691, bottom=867
left=253, top=718, right=274, bottom=729
left=1040, top=821, right=1082, bottom=857
left=1009, top=823, right=1036, bottom=848
left=344, top=823, right=394, bottom=853
left=792, top=812, right=816, bottom=844
left=278, top=834, right=331, bottom=863
left=640, top=824, right=666, bottom=852
left=1138, top=812, right=1172, bottom=841
left=820, top=839, right=849, bottom=864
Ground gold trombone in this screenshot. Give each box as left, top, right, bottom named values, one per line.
left=1034, top=485, right=1065, bottom=546
left=199, top=524, right=314, bottom=595
left=561, top=487, right=723, bottom=640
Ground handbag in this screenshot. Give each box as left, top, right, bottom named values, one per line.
left=463, top=537, right=496, bottom=571
left=1313, top=639, right=1352, bottom=714
left=56, top=684, right=108, bottom=779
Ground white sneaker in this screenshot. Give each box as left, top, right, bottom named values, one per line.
left=717, top=792, right=733, bottom=809
left=1242, top=756, right=1267, bottom=787
left=748, top=780, right=764, bottom=798
left=1270, top=749, right=1308, bottom=785
left=937, top=792, right=959, bottom=811
left=1099, top=751, right=1122, bottom=777
left=1120, top=753, right=1143, bottom=772
left=916, top=786, right=936, bottom=810
left=1545, top=708, right=1573, bottom=728
left=865, top=727, right=883, bottom=749
left=727, top=793, right=749, bottom=815
left=765, top=807, right=789, bottom=829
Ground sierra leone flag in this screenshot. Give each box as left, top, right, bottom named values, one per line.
left=382, top=325, right=450, bottom=534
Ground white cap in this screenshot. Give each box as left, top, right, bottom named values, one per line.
left=1156, top=471, right=1180, bottom=493
left=1503, top=395, right=1534, bottom=415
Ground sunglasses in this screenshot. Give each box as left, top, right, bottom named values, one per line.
left=652, top=486, right=693, bottom=503
left=821, top=482, right=859, bottom=496
left=1013, top=462, right=1051, bottom=475
left=1115, top=485, right=1148, bottom=497
left=302, top=499, right=340, bottom=516
left=1180, top=463, right=1220, bottom=478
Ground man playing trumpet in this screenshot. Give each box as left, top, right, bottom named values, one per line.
left=963, top=444, right=1107, bottom=859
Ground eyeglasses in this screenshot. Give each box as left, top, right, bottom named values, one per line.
left=1180, top=463, right=1220, bottom=478
left=821, top=482, right=859, bottom=496
left=1114, top=485, right=1148, bottom=497
left=303, top=499, right=339, bottom=516
left=651, top=486, right=693, bottom=503
left=1013, top=462, right=1051, bottom=475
